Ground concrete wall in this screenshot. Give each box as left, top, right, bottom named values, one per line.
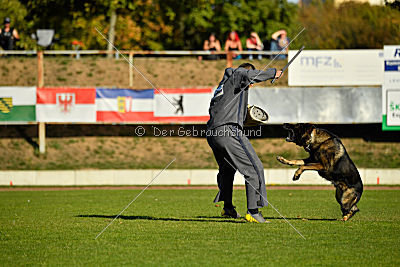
left=0, top=168, right=398, bottom=186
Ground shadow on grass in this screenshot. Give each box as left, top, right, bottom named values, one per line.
left=76, top=214, right=246, bottom=224
left=16, top=127, right=39, bottom=150
left=265, top=217, right=338, bottom=221
left=196, top=216, right=338, bottom=221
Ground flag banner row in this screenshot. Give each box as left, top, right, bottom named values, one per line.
left=0, top=87, right=213, bottom=123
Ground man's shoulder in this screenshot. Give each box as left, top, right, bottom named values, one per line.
left=224, top=67, right=236, bottom=75
left=234, top=67, right=253, bottom=77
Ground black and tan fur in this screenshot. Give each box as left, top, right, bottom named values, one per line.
left=277, top=123, right=363, bottom=221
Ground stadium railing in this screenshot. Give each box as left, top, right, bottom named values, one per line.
left=0, top=49, right=286, bottom=56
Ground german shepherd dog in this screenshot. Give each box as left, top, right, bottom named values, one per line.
left=276, top=123, right=363, bottom=221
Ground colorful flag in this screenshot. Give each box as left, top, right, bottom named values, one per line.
left=96, top=88, right=154, bottom=122
left=154, top=88, right=212, bottom=122
left=0, top=87, right=36, bottom=122
left=36, top=87, right=96, bottom=122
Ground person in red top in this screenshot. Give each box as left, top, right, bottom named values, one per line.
left=224, top=31, right=242, bottom=60
left=246, top=32, right=263, bottom=60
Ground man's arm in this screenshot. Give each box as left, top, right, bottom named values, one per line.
left=216, top=40, right=221, bottom=51
left=271, top=30, right=285, bottom=41
left=246, top=68, right=282, bottom=83
left=246, top=39, right=254, bottom=49
left=13, top=29, right=20, bottom=40
left=203, top=40, right=209, bottom=50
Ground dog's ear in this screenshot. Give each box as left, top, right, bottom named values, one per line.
left=304, top=123, right=316, bottom=133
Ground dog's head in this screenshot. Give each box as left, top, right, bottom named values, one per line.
left=283, top=123, right=315, bottom=147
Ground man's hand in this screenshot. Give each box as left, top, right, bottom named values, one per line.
left=275, top=70, right=283, bottom=79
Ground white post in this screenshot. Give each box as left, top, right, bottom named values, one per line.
left=107, top=9, right=117, bottom=59
left=129, top=51, right=133, bottom=87
left=39, top=122, right=46, bottom=154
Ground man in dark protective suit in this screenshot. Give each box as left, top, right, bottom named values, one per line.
left=206, top=63, right=282, bottom=223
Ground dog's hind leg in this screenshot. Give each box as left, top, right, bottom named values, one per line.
left=342, top=204, right=359, bottom=222
left=336, top=183, right=359, bottom=221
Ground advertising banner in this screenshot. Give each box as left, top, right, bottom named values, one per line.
left=249, top=86, right=381, bottom=124
left=288, top=49, right=383, bottom=86
left=36, top=87, right=96, bottom=122
left=382, top=45, right=400, bottom=131
left=0, top=86, right=36, bottom=122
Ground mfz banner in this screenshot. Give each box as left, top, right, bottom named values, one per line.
left=288, top=49, right=383, bottom=86
left=383, top=45, right=400, bottom=131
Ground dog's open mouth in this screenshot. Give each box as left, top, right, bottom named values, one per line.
left=283, top=125, right=295, bottom=142
left=286, top=129, right=295, bottom=142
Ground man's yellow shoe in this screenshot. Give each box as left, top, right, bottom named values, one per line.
left=245, top=212, right=269, bottom=223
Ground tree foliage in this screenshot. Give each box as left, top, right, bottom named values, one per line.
left=180, top=0, right=300, bottom=49
left=0, top=0, right=35, bottom=49
left=299, top=0, right=400, bottom=49
left=0, top=0, right=398, bottom=50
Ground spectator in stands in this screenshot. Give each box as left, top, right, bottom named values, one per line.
left=246, top=32, right=263, bottom=60
left=0, top=17, right=20, bottom=50
left=224, top=31, right=242, bottom=60
left=270, top=30, right=289, bottom=60
left=202, top=33, right=221, bottom=60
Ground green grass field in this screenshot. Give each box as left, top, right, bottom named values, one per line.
left=1, top=189, right=399, bottom=266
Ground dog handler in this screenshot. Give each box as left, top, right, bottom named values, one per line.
left=206, top=63, right=282, bottom=223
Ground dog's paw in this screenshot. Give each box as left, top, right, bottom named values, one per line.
left=341, top=209, right=358, bottom=222
left=292, top=169, right=302, bottom=181
left=276, top=156, right=286, bottom=164
left=292, top=175, right=300, bottom=181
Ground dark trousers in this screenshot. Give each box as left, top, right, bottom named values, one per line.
left=207, top=124, right=268, bottom=209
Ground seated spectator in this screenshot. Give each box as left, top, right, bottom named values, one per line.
left=0, top=17, right=20, bottom=50
left=224, top=31, right=242, bottom=60
left=246, top=32, right=263, bottom=60
left=203, top=33, right=221, bottom=60
left=270, top=30, right=289, bottom=60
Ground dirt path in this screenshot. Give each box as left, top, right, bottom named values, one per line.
left=0, top=185, right=398, bottom=191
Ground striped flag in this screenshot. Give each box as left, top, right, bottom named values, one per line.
left=0, top=87, right=36, bottom=122
left=36, top=87, right=96, bottom=122
left=154, top=88, right=212, bottom=122
left=96, top=88, right=154, bottom=122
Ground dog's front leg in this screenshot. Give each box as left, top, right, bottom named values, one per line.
left=293, top=163, right=325, bottom=181
left=276, top=156, right=306, bottom=166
